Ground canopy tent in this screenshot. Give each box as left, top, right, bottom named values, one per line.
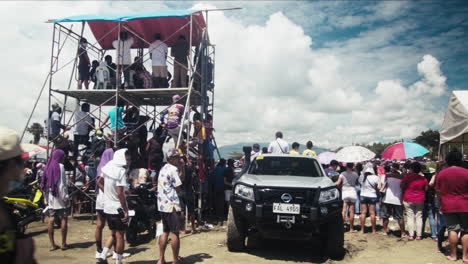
left=53, top=10, right=206, bottom=49
left=440, top=90, right=468, bottom=145
left=439, top=90, right=468, bottom=156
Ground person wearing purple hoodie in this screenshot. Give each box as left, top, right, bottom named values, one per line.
left=94, top=148, right=114, bottom=259
left=42, top=149, right=70, bottom=251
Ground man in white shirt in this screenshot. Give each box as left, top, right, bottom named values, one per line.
left=112, top=32, right=134, bottom=88
left=157, top=148, right=183, bottom=264
left=73, top=103, right=93, bottom=158
left=98, top=149, right=130, bottom=264
left=267, top=131, right=289, bottom=154
left=381, top=164, right=405, bottom=236
left=149, top=33, right=168, bottom=88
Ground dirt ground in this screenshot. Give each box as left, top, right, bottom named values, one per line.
left=30, top=216, right=463, bottom=264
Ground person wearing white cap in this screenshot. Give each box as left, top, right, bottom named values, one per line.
left=0, top=127, right=37, bottom=263
left=157, top=148, right=184, bottom=264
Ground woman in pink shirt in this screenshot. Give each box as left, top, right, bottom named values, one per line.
left=401, top=162, right=428, bottom=240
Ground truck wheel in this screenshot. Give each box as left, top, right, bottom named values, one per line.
left=227, top=206, right=246, bottom=252
left=323, top=217, right=345, bottom=260
left=126, top=228, right=138, bottom=245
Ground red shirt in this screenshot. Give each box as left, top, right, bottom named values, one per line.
left=435, top=166, right=468, bottom=213
left=402, top=173, right=428, bottom=203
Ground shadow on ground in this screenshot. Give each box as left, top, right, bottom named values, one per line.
left=241, top=234, right=329, bottom=263
left=128, top=253, right=212, bottom=264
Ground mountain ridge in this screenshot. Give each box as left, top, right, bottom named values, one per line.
left=217, top=142, right=329, bottom=159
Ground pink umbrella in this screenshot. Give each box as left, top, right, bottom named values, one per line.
left=382, top=142, right=429, bottom=160
left=21, top=144, right=50, bottom=159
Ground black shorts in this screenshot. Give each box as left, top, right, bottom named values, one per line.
left=161, top=211, right=183, bottom=233
left=106, top=214, right=127, bottom=231
left=444, top=212, right=468, bottom=233
left=381, top=203, right=403, bottom=220
left=96, top=209, right=106, bottom=220
left=78, top=67, right=90, bottom=81
left=47, top=208, right=70, bottom=219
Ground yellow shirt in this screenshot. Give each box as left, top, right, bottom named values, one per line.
left=303, top=149, right=317, bottom=156
left=289, top=150, right=300, bottom=155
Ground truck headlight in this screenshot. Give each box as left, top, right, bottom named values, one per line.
left=319, top=188, right=340, bottom=203
left=234, top=184, right=254, bottom=201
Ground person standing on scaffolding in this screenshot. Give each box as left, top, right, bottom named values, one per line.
left=161, top=95, right=186, bottom=147
left=77, top=37, right=91, bottom=89
left=73, top=103, right=93, bottom=158
left=149, top=33, right=168, bottom=88
left=171, top=35, right=189, bottom=88
left=101, top=100, right=127, bottom=139
left=112, top=32, right=134, bottom=89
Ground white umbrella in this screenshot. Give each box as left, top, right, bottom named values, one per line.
left=336, top=146, right=375, bottom=163
left=317, top=151, right=337, bottom=165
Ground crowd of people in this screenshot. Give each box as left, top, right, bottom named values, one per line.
left=242, top=131, right=468, bottom=262
left=77, top=31, right=209, bottom=90
left=331, top=152, right=468, bottom=262
left=1, top=125, right=467, bottom=263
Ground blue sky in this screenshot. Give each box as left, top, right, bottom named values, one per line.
left=0, top=1, right=466, bottom=148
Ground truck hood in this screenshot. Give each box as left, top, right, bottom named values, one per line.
left=239, top=174, right=334, bottom=188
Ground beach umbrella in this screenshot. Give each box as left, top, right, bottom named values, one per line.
left=317, top=151, right=337, bottom=165
left=21, top=144, right=49, bottom=159
left=336, top=146, right=376, bottom=163
left=382, top=142, right=429, bottom=160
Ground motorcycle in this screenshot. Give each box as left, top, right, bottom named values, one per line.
left=126, top=183, right=159, bottom=245
left=3, top=180, right=45, bottom=234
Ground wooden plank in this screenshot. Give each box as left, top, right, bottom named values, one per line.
left=52, top=88, right=201, bottom=106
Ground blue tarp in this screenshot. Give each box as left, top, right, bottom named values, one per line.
left=54, top=10, right=200, bottom=23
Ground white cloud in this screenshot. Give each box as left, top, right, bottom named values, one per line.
left=0, top=1, right=451, bottom=150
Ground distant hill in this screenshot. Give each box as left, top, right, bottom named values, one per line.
left=217, top=142, right=329, bottom=159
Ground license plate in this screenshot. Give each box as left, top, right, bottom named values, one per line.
left=273, top=203, right=300, bottom=214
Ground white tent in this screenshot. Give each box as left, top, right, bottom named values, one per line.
left=439, top=90, right=468, bottom=156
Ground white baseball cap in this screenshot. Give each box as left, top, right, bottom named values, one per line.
left=0, top=127, right=29, bottom=161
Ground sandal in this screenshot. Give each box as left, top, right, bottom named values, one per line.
left=61, top=244, right=71, bottom=250
left=407, top=236, right=415, bottom=241
left=49, top=245, right=59, bottom=251
left=415, top=236, right=422, bottom=241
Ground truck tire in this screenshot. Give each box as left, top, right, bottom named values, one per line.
left=323, top=217, right=345, bottom=260
left=227, top=206, right=246, bottom=252
left=126, top=228, right=138, bottom=245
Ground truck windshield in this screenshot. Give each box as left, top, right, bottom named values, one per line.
left=248, top=157, right=324, bottom=177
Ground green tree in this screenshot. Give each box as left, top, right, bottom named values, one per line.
left=413, top=129, right=440, bottom=159
left=27, top=122, right=44, bottom=145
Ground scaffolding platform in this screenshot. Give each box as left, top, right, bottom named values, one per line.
left=52, top=88, right=202, bottom=106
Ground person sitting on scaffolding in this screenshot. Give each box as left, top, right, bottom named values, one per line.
left=105, top=55, right=117, bottom=89
left=112, top=31, right=134, bottom=89
left=133, top=63, right=152, bottom=89
left=77, top=37, right=91, bottom=90
left=101, top=100, right=127, bottom=138
left=171, top=35, right=189, bottom=88
left=161, top=95, right=186, bottom=147
left=89, top=60, right=100, bottom=89
left=149, top=33, right=168, bottom=88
